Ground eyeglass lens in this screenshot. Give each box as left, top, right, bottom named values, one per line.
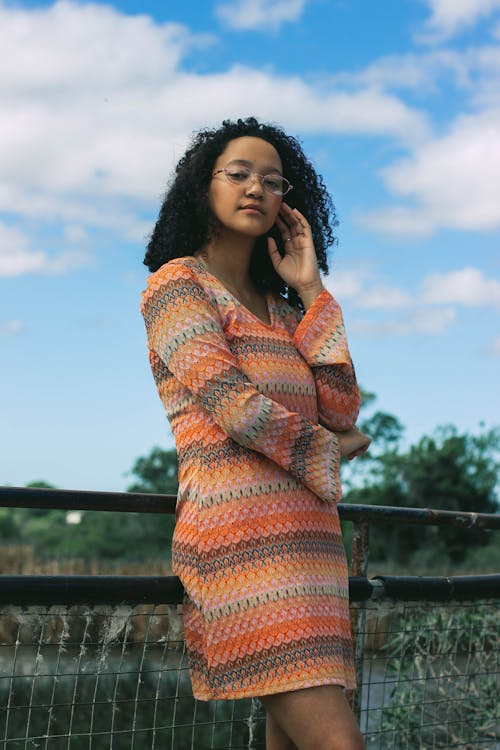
left=223, top=165, right=290, bottom=195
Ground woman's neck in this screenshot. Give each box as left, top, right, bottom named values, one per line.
left=196, top=233, right=256, bottom=292
left=196, top=234, right=271, bottom=324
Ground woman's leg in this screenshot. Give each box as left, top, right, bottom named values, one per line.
left=266, top=710, right=297, bottom=750
left=260, top=685, right=365, bottom=750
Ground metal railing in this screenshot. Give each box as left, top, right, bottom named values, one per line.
left=0, top=486, right=499, bottom=749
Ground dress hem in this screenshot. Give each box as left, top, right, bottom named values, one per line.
left=192, top=676, right=356, bottom=702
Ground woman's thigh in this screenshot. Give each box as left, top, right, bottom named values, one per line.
left=260, top=685, right=365, bottom=750
left=265, top=711, right=297, bottom=750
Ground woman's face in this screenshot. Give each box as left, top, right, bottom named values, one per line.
left=208, top=136, right=283, bottom=239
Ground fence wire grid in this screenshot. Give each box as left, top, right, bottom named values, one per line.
left=0, top=603, right=265, bottom=749
left=1, top=488, right=499, bottom=748
left=355, top=598, right=499, bottom=749
left=0, top=596, right=498, bottom=750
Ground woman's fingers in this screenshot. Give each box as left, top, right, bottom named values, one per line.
left=275, top=214, right=291, bottom=241
left=347, top=443, right=370, bottom=461
left=336, top=428, right=371, bottom=459
left=275, top=207, right=311, bottom=252
left=280, top=204, right=310, bottom=235
left=272, top=204, right=319, bottom=289
left=267, top=237, right=282, bottom=271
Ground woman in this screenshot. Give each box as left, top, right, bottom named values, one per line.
left=141, top=117, right=370, bottom=750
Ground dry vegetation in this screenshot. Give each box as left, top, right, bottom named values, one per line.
left=0, top=545, right=172, bottom=576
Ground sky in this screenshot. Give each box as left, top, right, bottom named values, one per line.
left=1, top=0, right=499, bottom=492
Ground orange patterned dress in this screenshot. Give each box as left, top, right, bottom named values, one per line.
left=141, top=256, right=361, bottom=700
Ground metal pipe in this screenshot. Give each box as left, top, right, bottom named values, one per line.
left=372, top=574, right=500, bottom=601
left=339, top=503, right=500, bottom=529
left=1, top=487, right=499, bottom=529
left=348, top=522, right=370, bottom=719
left=0, top=485, right=177, bottom=514
left=0, top=575, right=184, bottom=605
left=0, top=574, right=498, bottom=605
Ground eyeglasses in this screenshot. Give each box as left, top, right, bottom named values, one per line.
left=213, top=164, right=293, bottom=196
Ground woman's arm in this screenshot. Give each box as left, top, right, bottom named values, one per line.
left=292, top=288, right=361, bottom=431
left=142, top=261, right=343, bottom=503
left=268, top=204, right=361, bottom=431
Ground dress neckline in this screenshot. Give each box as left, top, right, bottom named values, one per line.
left=191, top=256, right=275, bottom=329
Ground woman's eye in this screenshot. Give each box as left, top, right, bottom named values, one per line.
left=264, top=176, right=281, bottom=190
left=228, top=169, right=249, bottom=182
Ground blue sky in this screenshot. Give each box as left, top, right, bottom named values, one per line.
left=1, top=0, right=499, bottom=491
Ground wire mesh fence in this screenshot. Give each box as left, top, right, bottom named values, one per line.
left=355, top=598, right=499, bottom=749
left=0, top=603, right=267, bottom=749
left=1, top=487, right=499, bottom=748
left=0, top=588, right=498, bottom=749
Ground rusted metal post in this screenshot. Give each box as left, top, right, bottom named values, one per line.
left=347, top=521, right=369, bottom=720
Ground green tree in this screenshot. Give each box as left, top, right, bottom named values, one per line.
left=0, top=509, right=21, bottom=541
left=341, top=390, right=405, bottom=498
left=0, top=481, right=60, bottom=544
left=359, top=410, right=405, bottom=456
left=33, top=509, right=172, bottom=562
left=25, top=481, right=57, bottom=488
left=22, top=480, right=65, bottom=523
left=15, top=457, right=179, bottom=562
left=126, top=446, right=178, bottom=495
left=344, top=425, right=500, bottom=564
left=33, top=444, right=180, bottom=561
left=122, top=445, right=179, bottom=556
left=19, top=481, right=68, bottom=552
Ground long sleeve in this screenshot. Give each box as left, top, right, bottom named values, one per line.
left=292, top=289, right=361, bottom=431
left=142, top=261, right=342, bottom=503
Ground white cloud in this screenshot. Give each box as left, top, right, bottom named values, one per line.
left=0, top=221, right=90, bottom=278
left=326, top=43, right=500, bottom=238
left=63, top=225, right=88, bottom=244
left=0, top=224, right=46, bottom=277
left=356, top=206, right=431, bottom=237
left=0, top=1, right=213, bottom=246
left=0, top=320, right=23, bottom=336
left=215, top=0, right=308, bottom=31
left=468, top=46, right=500, bottom=107
left=332, top=44, right=500, bottom=116
left=418, top=0, right=500, bottom=42
left=331, top=265, right=500, bottom=312
left=201, top=72, right=429, bottom=143
left=351, top=307, right=456, bottom=337
left=358, top=285, right=413, bottom=310
left=1, top=0, right=498, bottom=265
left=490, top=334, right=500, bottom=355
left=0, top=0, right=430, bottom=269
left=326, top=269, right=365, bottom=300
left=326, top=269, right=413, bottom=310
left=45, top=251, right=92, bottom=275
left=392, top=307, right=457, bottom=334
left=332, top=49, right=469, bottom=93
left=420, top=267, right=500, bottom=307
left=0, top=2, right=206, bottom=198
left=325, top=264, right=498, bottom=338
left=359, top=108, right=500, bottom=236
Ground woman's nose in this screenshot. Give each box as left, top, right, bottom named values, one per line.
left=245, top=174, right=264, bottom=196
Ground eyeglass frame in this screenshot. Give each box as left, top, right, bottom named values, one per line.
left=212, top=164, right=294, bottom=197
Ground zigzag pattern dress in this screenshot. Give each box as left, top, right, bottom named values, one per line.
left=141, top=256, right=361, bottom=700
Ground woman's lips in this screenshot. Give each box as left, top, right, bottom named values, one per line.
left=240, top=204, right=264, bottom=214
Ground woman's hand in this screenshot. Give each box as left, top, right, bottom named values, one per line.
left=267, top=203, right=324, bottom=309
left=335, top=427, right=371, bottom=461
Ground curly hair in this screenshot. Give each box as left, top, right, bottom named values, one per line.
left=144, top=117, right=337, bottom=307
